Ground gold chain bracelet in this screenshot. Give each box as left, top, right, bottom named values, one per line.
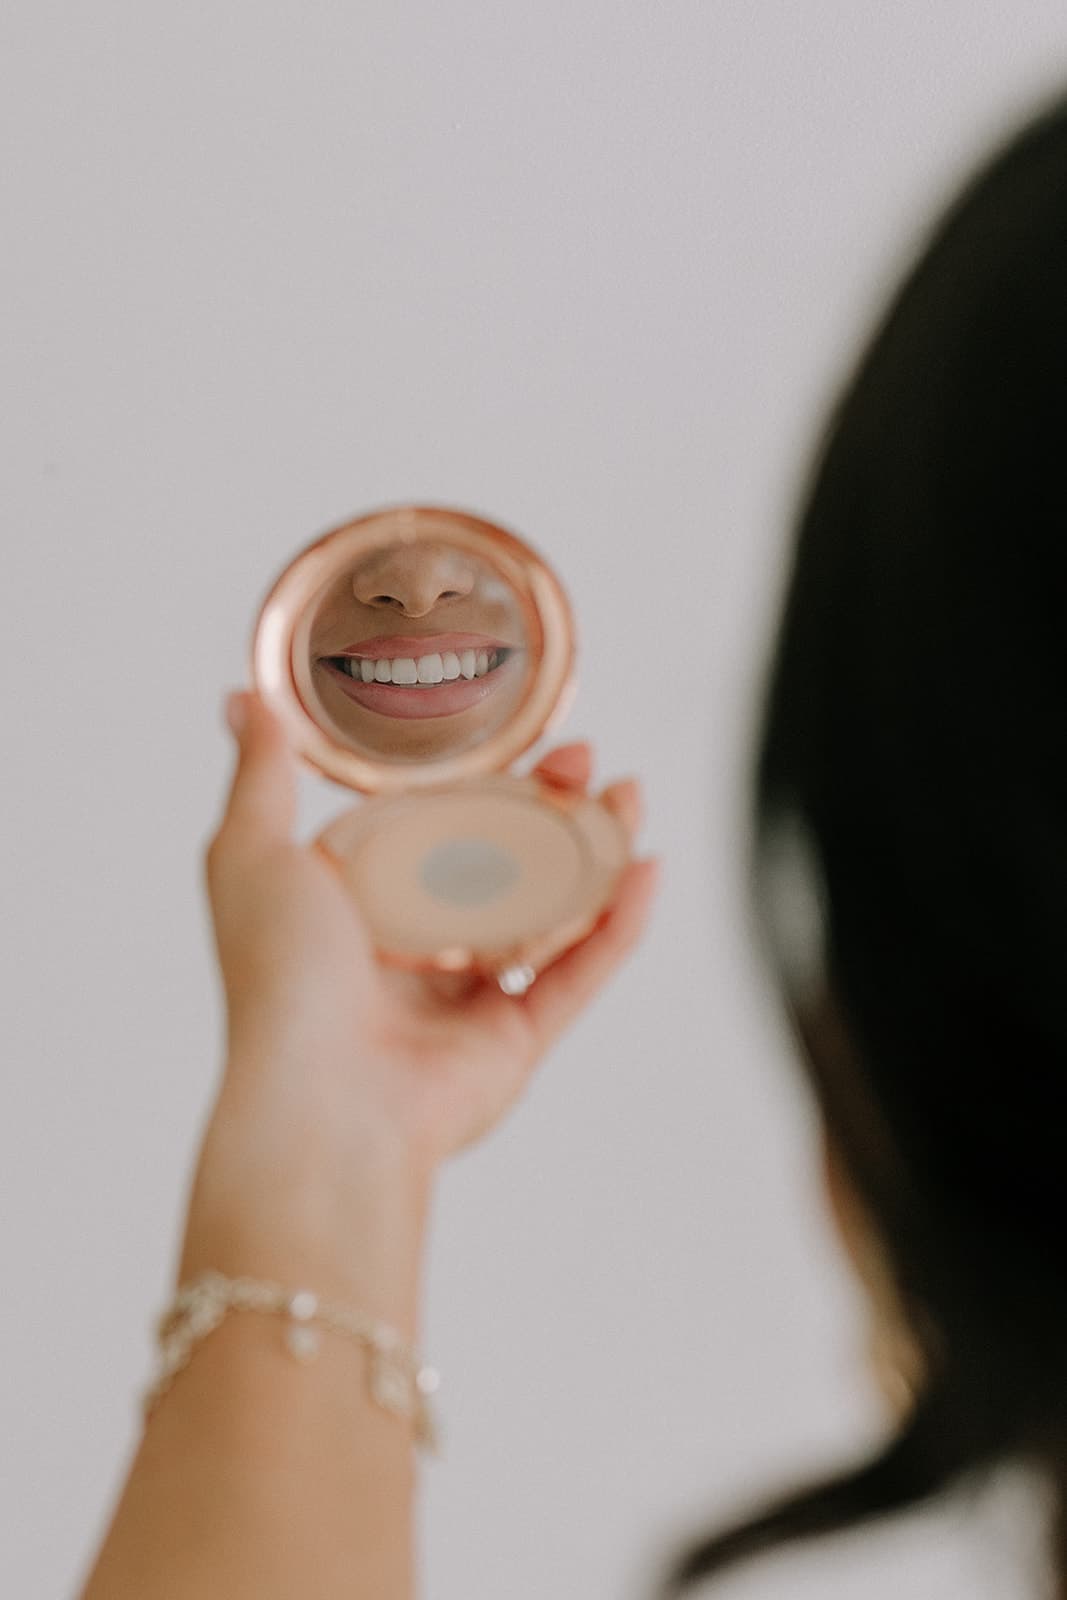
left=143, top=1269, right=440, bottom=1454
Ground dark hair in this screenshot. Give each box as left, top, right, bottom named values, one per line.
left=662, top=90, right=1067, bottom=1594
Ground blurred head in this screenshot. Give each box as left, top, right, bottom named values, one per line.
left=666, top=90, right=1067, bottom=1593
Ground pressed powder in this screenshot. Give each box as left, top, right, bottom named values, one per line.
left=334, top=792, right=584, bottom=950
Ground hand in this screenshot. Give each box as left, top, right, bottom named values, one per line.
left=202, top=690, right=660, bottom=1186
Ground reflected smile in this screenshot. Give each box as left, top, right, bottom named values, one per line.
left=317, top=632, right=523, bottom=720
left=327, top=645, right=510, bottom=686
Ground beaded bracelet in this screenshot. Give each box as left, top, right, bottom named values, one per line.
left=143, top=1269, right=440, bottom=1454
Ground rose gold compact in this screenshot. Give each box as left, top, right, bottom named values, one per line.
left=250, top=505, right=630, bottom=994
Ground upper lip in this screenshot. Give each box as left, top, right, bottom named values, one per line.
left=322, top=632, right=514, bottom=659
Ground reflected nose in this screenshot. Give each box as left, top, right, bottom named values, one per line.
left=351, top=544, right=477, bottom=618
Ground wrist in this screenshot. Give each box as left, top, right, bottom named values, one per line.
left=180, top=1086, right=433, bottom=1338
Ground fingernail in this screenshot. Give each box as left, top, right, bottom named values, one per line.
left=225, top=691, right=247, bottom=739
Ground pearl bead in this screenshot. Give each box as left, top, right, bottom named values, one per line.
left=286, top=1324, right=321, bottom=1363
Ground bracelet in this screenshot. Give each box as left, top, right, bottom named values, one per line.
left=143, top=1270, right=441, bottom=1454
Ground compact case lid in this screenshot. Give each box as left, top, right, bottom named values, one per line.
left=250, top=505, right=577, bottom=793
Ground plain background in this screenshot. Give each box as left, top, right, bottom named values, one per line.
left=3, top=6, right=1066, bottom=1597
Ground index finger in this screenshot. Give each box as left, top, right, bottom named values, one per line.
left=531, top=740, right=593, bottom=792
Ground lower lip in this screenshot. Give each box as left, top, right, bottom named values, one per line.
left=318, top=657, right=520, bottom=720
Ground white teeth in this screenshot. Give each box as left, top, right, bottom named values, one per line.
left=340, top=648, right=505, bottom=685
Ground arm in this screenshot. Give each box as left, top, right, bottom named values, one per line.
left=81, top=1135, right=429, bottom=1600
left=78, top=690, right=658, bottom=1600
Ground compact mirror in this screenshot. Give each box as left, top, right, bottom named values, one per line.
left=251, top=505, right=629, bottom=989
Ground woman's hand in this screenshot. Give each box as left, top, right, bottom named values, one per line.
left=199, top=690, right=659, bottom=1193
left=91, top=696, right=652, bottom=1600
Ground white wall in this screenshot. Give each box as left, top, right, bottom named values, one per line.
left=3, top=6, right=1065, bottom=1597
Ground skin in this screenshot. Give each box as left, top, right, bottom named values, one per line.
left=78, top=689, right=660, bottom=1600
left=306, top=542, right=529, bottom=762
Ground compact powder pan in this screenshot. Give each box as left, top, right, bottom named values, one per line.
left=250, top=505, right=630, bottom=992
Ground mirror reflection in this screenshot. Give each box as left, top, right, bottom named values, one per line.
left=293, top=538, right=531, bottom=763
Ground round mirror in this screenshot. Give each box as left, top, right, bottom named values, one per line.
left=251, top=506, right=575, bottom=793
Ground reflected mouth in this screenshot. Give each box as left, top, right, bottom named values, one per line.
left=316, top=639, right=523, bottom=721
left=326, top=644, right=512, bottom=687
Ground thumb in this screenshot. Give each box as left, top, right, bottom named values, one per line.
left=213, top=689, right=298, bottom=857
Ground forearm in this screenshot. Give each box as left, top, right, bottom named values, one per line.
left=79, top=1080, right=433, bottom=1600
